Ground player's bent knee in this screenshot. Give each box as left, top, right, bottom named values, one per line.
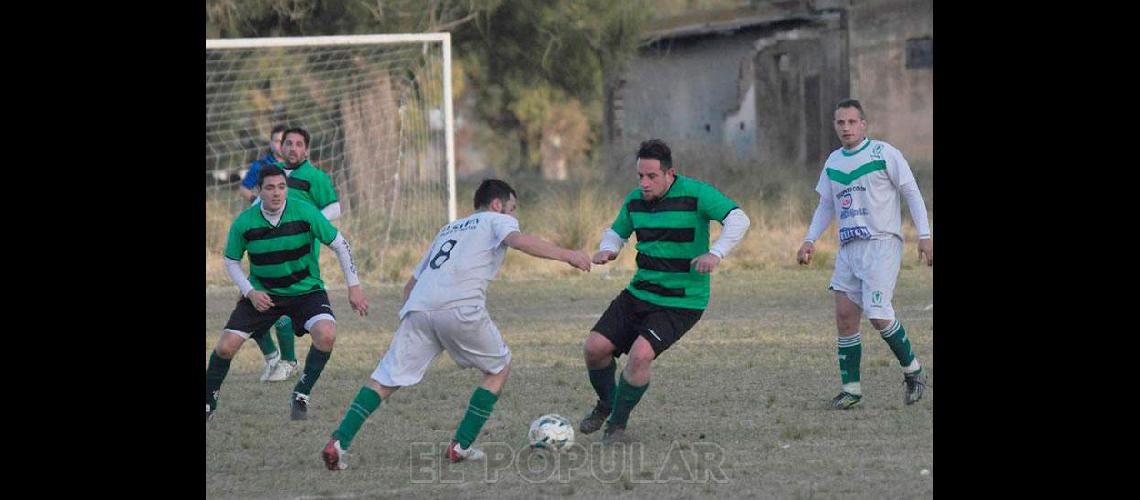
left=485, top=362, right=511, bottom=379
left=631, top=350, right=654, bottom=368
left=311, top=322, right=337, bottom=350
left=584, top=332, right=614, bottom=359
left=628, top=341, right=655, bottom=368
left=869, top=317, right=894, bottom=330
left=216, top=332, right=245, bottom=358
left=836, top=309, right=861, bottom=327
left=215, top=344, right=238, bottom=359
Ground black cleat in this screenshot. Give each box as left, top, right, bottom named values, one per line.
left=291, top=392, right=310, bottom=420
left=829, top=391, right=862, bottom=410
left=579, top=402, right=611, bottom=435
left=903, top=370, right=926, bottom=405
left=602, top=423, right=626, bottom=444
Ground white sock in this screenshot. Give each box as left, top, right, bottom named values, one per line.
left=903, top=359, right=921, bottom=374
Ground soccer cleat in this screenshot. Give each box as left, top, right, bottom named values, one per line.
left=446, top=440, right=485, bottom=463
left=601, top=423, right=626, bottom=445
left=579, top=402, right=611, bottom=435
left=903, top=370, right=927, bottom=405
left=829, top=391, right=862, bottom=410
left=321, top=439, right=348, bottom=470
left=267, top=360, right=298, bottom=382
left=206, top=403, right=215, bottom=423
left=291, top=392, right=310, bottom=420
left=259, top=359, right=279, bottom=383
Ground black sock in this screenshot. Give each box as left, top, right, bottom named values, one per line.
left=588, top=359, right=616, bottom=410
left=205, top=351, right=232, bottom=408
left=293, top=346, right=331, bottom=396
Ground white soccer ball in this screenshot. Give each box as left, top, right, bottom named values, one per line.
left=528, top=413, right=575, bottom=451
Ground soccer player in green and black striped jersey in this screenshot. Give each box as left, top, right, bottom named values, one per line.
left=580, top=139, right=751, bottom=444
left=205, top=165, right=368, bottom=424
left=250, top=127, right=343, bottom=384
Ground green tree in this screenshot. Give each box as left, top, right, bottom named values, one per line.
left=452, top=0, right=650, bottom=174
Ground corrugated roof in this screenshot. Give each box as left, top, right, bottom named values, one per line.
left=644, top=13, right=818, bottom=43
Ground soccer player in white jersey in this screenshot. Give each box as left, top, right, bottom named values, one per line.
left=797, top=99, right=933, bottom=410
left=320, top=179, right=592, bottom=470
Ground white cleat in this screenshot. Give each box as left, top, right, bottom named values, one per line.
left=267, top=360, right=298, bottom=382
left=446, top=440, right=485, bottom=462
left=322, top=439, right=348, bottom=470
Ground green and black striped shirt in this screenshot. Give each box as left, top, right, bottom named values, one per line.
left=224, top=200, right=339, bottom=296
left=611, top=175, right=739, bottom=310
left=274, top=159, right=338, bottom=210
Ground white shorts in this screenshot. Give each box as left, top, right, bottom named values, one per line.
left=371, top=305, right=512, bottom=387
left=829, top=237, right=902, bottom=321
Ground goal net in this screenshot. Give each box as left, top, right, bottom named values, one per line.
left=206, top=34, right=456, bottom=285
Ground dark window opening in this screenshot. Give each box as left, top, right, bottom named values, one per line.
left=906, top=38, right=933, bottom=69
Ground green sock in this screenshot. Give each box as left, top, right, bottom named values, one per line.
left=879, top=320, right=916, bottom=367
left=454, top=387, right=499, bottom=448
left=607, top=373, right=648, bottom=427
left=275, top=316, right=297, bottom=362
left=293, top=346, right=331, bottom=396
left=837, top=333, right=862, bottom=394
left=254, top=331, right=278, bottom=358
left=332, top=386, right=383, bottom=449
left=205, top=351, right=232, bottom=408
left=588, top=360, right=616, bottom=411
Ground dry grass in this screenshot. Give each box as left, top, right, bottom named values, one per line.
left=206, top=268, right=934, bottom=498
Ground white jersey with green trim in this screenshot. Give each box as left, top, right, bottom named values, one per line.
left=399, top=211, right=520, bottom=319
left=815, top=138, right=918, bottom=245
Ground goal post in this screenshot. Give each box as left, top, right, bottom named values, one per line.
left=206, top=33, right=457, bottom=284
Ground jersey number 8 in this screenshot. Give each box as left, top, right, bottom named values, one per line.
left=429, top=239, right=458, bottom=270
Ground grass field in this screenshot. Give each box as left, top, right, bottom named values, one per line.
left=205, top=266, right=933, bottom=498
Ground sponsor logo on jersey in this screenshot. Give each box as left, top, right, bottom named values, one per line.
left=438, top=217, right=481, bottom=237
left=838, top=226, right=872, bottom=243
left=840, top=192, right=853, bottom=209
left=835, top=185, right=867, bottom=200
left=840, top=208, right=869, bottom=220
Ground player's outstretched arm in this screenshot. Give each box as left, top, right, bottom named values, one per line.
left=504, top=232, right=591, bottom=272
left=592, top=228, right=625, bottom=265
left=592, top=250, right=617, bottom=264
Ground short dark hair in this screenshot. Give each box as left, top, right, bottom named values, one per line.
left=283, top=127, right=310, bottom=147
left=835, top=99, right=865, bottom=120
left=257, top=165, right=287, bottom=188
left=637, top=139, right=672, bottom=170
left=473, top=179, right=516, bottom=209
left=270, top=124, right=288, bottom=139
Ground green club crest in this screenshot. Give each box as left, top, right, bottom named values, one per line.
left=872, top=291, right=882, bottom=304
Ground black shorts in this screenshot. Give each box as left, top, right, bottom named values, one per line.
left=223, top=290, right=335, bottom=339
left=591, top=289, right=703, bottom=358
